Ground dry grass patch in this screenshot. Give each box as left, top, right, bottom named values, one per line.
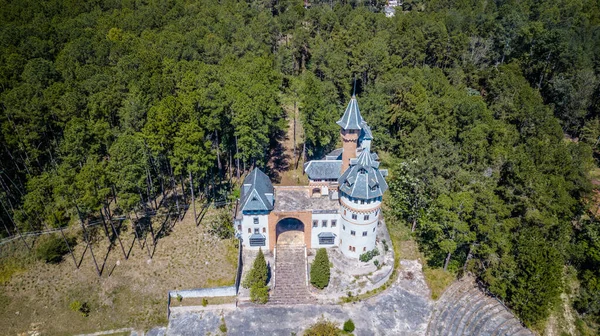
left=0, top=205, right=238, bottom=335
left=423, top=268, right=455, bottom=300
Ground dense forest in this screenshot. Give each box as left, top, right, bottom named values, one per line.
left=1, top=0, right=599, bottom=332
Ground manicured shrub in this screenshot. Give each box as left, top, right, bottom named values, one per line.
left=343, top=319, right=355, bottom=332
left=310, top=248, right=331, bottom=289
left=35, top=234, right=76, bottom=264
left=243, top=248, right=269, bottom=303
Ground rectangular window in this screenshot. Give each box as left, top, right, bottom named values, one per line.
left=322, top=220, right=327, bottom=227
left=351, top=230, right=356, bottom=236
left=262, top=227, right=266, bottom=233
left=319, top=235, right=335, bottom=245
left=248, top=228, right=251, bottom=233
left=363, top=247, right=367, bottom=252
left=254, top=228, right=259, bottom=234
left=361, top=200, right=365, bottom=204
left=253, top=217, right=259, bottom=224
left=362, top=231, right=367, bottom=237
left=352, top=246, right=356, bottom=252
left=237, top=225, right=241, bottom=230
left=352, top=214, right=357, bottom=220
left=331, top=220, right=337, bottom=228
left=313, top=220, right=318, bottom=228
left=364, top=215, right=369, bottom=220
left=348, top=245, right=352, bottom=251
left=249, top=236, right=265, bottom=247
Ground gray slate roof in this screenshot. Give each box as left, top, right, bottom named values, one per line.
left=360, top=122, right=373, bottom=140
left=336, top=96, right=364, bottom=130
left=338, top=147, right=388, bottom=200
left=304, top=160, right=342, bottom=180
left=240, top=168, right=274, bottom=212
left=325, top=148, right=343, bottom=160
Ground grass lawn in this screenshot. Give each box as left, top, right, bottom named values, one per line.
left=0, top=204, right=238, bottom=335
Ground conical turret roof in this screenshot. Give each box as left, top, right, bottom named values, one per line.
left=336, top=95, right=364, bottom=130
left=338, top=147, right=388, bottom=199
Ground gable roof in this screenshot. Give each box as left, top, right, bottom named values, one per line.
left=336, top=96, right=364, bottom=130
left=338, top=147, right=388, bottom=199
left=240, top=168, right=274, bottom=212
left=304, top=160, right=342, bottom=180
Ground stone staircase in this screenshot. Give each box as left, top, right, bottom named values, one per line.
left=426, top=277, right=534, bottom=336
left=269, top=244, right=315, bottom=305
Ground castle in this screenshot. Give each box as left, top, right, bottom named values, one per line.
left=234, top=95, right=388, bottom=259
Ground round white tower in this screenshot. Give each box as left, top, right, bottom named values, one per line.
left=337, top=147, right=388, bottom=259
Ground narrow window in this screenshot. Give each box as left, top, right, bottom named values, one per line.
left=313, top=220, right=318, bottom=228
left=348, top=245, right=352, bottom=251
left=237, top=225, right=241, bottom=230
left=373, top=227, right=376, bottom=232
left=351, top=230, right=356, bottom=236
left=247, top=228, right=251, bottom=233
left=262, top=227, right=266, bottom=233
left=331, top=220, right=337, bottom=228
left=253, top=217, right=259, bottom=224
left=364, top=215, right=369, bottom=220
left=344, top=209, right=347, bottom=215
left=363, top=247, right=366, bottom=252
left=362, top=231, right=367, bottom=237
left=352, top=214, right=357, bottom=220
left=343, top=225, right=346, bottom=231
left=322, top=220, right=327, bottom=227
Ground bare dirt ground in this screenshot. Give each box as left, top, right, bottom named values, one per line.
left=269, top=102, right=308, bottom=186
left=0, top=202, right=237, bottom=335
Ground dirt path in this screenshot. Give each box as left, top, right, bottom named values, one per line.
left=271, top=103, right=308, bottom=186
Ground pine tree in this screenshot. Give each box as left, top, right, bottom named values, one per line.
left=310, top=248, right=331, bottom=289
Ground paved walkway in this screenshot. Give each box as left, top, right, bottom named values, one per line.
left=167, top=260, right=432, bottom=336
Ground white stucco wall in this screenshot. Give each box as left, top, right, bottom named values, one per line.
left=310, top=213, right=341, bottom=248
left=339, top=195, right=380, bottom=259
left=239, top=213, right=270, bottom=250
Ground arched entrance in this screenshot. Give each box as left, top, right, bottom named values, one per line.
left=276, top=218, right=304, bottom=245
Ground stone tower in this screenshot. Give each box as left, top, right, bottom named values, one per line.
left=337, top=147, right=388, bottom=259
left=337, top=96, right=363, bottom=173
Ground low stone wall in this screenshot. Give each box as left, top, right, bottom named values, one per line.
left=169, top=286, right=236, bottom=299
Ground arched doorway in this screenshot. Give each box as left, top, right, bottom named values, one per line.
left=276, top=218, right=304, bottom=245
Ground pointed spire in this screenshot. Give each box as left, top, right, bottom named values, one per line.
left=336, top=96, right=364, bottom=130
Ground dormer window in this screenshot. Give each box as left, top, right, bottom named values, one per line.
left=252, top=197, right=258, bottom=201
left=359, top=169, right=366, bottom=174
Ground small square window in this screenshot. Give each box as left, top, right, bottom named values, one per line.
left=322, top=220, right=327, bottom=227
left=351, top=230, right=356, bottom=236
left=254, top=228, right=259, bottom=234
left=331, top=220, right=337, bottom=228
left=253, top=217, right=259, bottom=224
left=362, top=231, right=367, bottom=236
left=364, top=215, right=369, bottom=220
left=313, top=220, right=318, bottom=228
left=352, top=214, right=357, bottom=220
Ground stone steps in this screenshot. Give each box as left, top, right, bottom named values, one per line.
left=426, top=277, right=534, bottom=336
left=269, top=244, right=315, bottom=305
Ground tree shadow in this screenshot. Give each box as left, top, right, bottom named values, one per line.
left=265, top=127, right=290, bottom=184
